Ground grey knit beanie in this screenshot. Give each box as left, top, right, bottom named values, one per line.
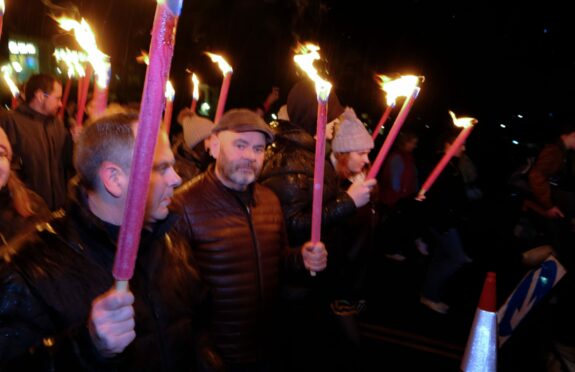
left=331, top=108, right=374, bottom=153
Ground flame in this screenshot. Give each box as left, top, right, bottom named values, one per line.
left=165, top=81, right=175, bottom=101
left=293, top=43, right=332, bottom=101
left=136, top=50, right=149, bottom=65
left=449, top=110, right=478, bottom=128
left=1, top=65, right=20, bottom=98
left=191, top=73, right=199, bottom=100
left=55, top=16, right=110, bottom=88
left=54, top=48, right=88, bottom=78
left=0, top=0, right=5, bottom=15
left=205, top=52, right=233, bottom=75
left=378, top=74, right=422, bottom=106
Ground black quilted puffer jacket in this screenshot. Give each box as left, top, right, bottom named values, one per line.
left=259, top=120, right=357, bottom=248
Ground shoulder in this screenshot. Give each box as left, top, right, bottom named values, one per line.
left=254, top=183, right=281, bottom=205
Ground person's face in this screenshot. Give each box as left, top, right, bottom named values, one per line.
left=211, top=131, right=266, bottom=191
left=346, top=150, right=371, bottom=175
left=40, top=82, right=63, bottom=116
left=562, top=132, right=575, bottom=150
left=145, top=133, right=182, bottom=223
left=0, top=130, right=11, bottom=189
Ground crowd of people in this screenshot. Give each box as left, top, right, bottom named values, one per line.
left=0, top=72, right=574, bottom=371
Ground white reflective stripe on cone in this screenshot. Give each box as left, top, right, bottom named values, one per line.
left=461, top=309, right=497, bottom=372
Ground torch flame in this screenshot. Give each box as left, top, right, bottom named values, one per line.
left=54, top=48, right=88, bottom=78
left=55, top=16, right=110, bottom=88
left=378, top=74, right=422, bottom=106
left=136, top=50, right=149, bottom=65
left=165, top=81, right=175, bottom=101
left=191, top=73, right=199, bottom=100
left=0, top=0, right=5, bottom=15
left=293, top=43, right=332, bottom=101
left=449, top=110, right=478, bottom=128
left=206, top=52, right=233, bottom=75
left=1, top=65, right=20, bottom=98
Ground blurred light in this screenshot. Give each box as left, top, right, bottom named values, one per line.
left=500, top=124, right=506, bottom=128
left=543, top=28, right=548, bottom=34
left=425, top=124, right=430, bottom=129
left=11, top=62, right=22, bottom=73
left=56, top=67, right=62, bottom=74
left=271, top=113, right=278, bottom=120
left=8, top=41, right=37, bottom=55
left=512, top=140, right=519, bottom=145
left=200, top=102, right=211, bottom=115
left=516, top=114, right=523, bottom=119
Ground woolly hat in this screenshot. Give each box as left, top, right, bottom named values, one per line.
left=287, top=79, right=344, bottom=136
left=331, top=108, right=374, bottom=153
left=213, top=108, right=274, bottom=144
left=182, top=115, right=215, bottom=149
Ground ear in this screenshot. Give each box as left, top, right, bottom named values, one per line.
left=98, top=161, right=127, bottom=198
left=209, top=134, right=220, bottom=160
left=33, top=89, right=45, bottom=104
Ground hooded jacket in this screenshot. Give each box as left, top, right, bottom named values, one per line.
left=260, top=120, right=356, bottom=248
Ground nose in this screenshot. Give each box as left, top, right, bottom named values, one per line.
left=167, top=166, right=182, bottom=188
left=362, top=154, right=370, bottom=165
left=243, top=147, right=258, bottom=161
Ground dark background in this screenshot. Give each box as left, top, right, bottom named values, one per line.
left=3, top=0, right=575, bottom=188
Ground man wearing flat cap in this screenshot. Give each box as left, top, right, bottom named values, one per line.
left=175, top=108, right=327, bottom=371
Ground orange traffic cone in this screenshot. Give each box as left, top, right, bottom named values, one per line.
left=461, top=272, right=497, bottom=371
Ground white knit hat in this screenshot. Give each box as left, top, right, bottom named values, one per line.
left=182, top=115, right=215, bottom=149
left=331, top=108, right=374, bottom=153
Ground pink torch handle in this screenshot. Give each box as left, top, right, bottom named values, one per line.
left=367, top=88, right=420, bottom=180
left=113, top=1, right=180, bottom=284
left=190, top=98, right=197, bottom=113
left=371, top=104, right=395, bottom=140
left=310, top=98, right=329, bottom=276
left=76, top=65, right=93, bottom=128
left=163, top=99, right=174, bottom=134
left=417, top=124, right=475, bottom=199
left=59, top=79, right=72, bottom=120
left=214, top=72, right=232, bottom=123
left=92, top=80, right=108, bottom=118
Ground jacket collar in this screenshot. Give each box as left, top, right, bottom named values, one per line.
left=16, top=103, right=54, bottom=123
left=66, top=177, right=176, bottom=244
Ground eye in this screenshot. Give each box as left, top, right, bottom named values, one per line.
left=153, top=163, right=170, bottom=175
left=236, top=143, right=246, bottom=150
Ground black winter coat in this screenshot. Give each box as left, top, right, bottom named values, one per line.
left=259, top=121, right=356, bottom=248
left=0, top=182, right=210, bottom=371
left=0, top=104, right=73, bottom=211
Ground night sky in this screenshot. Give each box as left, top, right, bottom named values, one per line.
left=3, top=1, right=575, bottom=186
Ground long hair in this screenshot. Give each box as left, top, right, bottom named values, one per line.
left=7, top=171, right=34, bottom=218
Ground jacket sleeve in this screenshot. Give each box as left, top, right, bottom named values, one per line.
left=0, top=269, right=119, bottom=370
left=262, top=172, right=356, bottom=242
left=0, top=270, right=54, bottom=364
left=528, top=144, right=563, bottom=210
